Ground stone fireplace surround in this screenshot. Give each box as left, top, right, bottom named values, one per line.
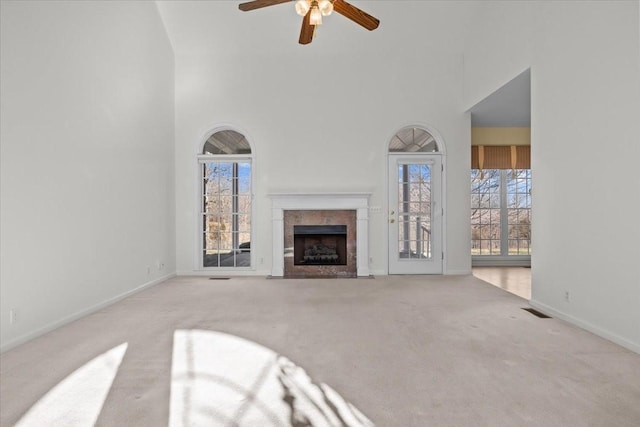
left=269, top=193, right=371, bottom=277
left=285, top=210, right=355, bottom=277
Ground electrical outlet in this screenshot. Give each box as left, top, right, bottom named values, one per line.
left=564, top=291, right=570, bottom=302
left=9, top=309, right=17, bottom=325
left=147, top=266, right=151, bottom=275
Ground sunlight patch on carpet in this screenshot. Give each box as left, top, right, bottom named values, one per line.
left=169, top=330, right=374, bottom=426
left=15, top=343, right=128, bottom=427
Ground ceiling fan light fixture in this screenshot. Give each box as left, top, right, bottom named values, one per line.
left=239, top=0, right=380, bottom=45
left=295, top=0, right=311, bottom=16
left=309, top=3, right=322, bottom=25
left=319, top=0, right=333, bottom=16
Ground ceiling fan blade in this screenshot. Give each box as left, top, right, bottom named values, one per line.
left=299, top=11, right=315, bottom=45
left=333, top=0, right=380, bottom=31
left=238, top=0, right=293, bottom=12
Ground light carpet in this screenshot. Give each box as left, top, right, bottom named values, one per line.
left=1, top=275, right=639, bottom=426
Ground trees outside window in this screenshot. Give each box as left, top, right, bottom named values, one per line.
left=471, top=169, right=531, bottom=257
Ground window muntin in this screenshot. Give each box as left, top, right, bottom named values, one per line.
left=471, top=169, right=531, bottom=256
left=389, top=127, right=439, bottom=153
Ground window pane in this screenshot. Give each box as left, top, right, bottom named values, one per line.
left=236, top=196, right=252, bottom=214
left=470, top=169, right=531, bottom=257
left=203, top=130, right=252, bottom=155
left=409, top=202, right=423, bottom=214
left=202, top=160, right=252, bottom=267
left=505, top=170, right=531, bottom=255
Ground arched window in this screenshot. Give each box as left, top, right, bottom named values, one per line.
left=389, top=127, right=440, bottom=153
left=198, top=129, right=253, bottom=268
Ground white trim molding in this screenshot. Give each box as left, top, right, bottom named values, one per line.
left=1, top=273, right=176, bottom=353
left=529, top=299, right=640, bottom=355
left=269, top=193, right=371, bottom=277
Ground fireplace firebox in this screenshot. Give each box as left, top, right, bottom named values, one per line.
left=281, top=208, right=359, bottom=278
left=293, top=225, right=347, bottom=266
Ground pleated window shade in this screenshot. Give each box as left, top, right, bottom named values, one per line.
left=471, top=146, right=530, bottom=169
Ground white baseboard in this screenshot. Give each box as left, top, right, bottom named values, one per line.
left=177, top=269, right=271, bottom=277
left=0, top=273, right=176, bottom=353
left=180, top=267, right=466, bottom=278
left=529, top=299, right=640, bottom=355
left=446, top=269, right=473, bottom=275
left=472, top=258, right=531, bottom=267
left=367, top=270, right=471, bottom=276
left=180, top=270, right=382, bottom=278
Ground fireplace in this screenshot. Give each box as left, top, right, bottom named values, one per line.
left=283, top=210, right=356, bottom=277
left=294, top=225, right=347, bottom=266
left=269, top=193, right=371, bottom=277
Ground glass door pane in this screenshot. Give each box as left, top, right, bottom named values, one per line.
left=398, top=163, right=432, bottom=260
left=388, top=155, right=442, bottom=274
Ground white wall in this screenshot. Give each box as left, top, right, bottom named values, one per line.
left=0, top=1, right=175, bottom=350
left=162, top=1, right=473, bottom=276
left=463, top=0, right=640, bottom=352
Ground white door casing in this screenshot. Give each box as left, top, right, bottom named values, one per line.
left=388, top=155, right=442, bottom=274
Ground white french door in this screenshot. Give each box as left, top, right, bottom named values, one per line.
left=388, top=155, right=443, bottom=274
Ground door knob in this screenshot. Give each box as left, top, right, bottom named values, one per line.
left=390, top=210, right=395, bottom=215
left=390, top=218, right=395, bottom=223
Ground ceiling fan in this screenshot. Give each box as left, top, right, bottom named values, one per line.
left=238, top=0, right=380, bottom=45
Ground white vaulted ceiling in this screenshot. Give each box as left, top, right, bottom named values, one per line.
left=155, top=1, right=470, bottom=55
left=155, top=1, right=529, bottom=126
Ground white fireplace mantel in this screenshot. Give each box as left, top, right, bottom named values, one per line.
left=269, top=193, right=371, bottom=277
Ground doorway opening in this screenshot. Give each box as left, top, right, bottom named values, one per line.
left=468, top=68, right=532, bottom=298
